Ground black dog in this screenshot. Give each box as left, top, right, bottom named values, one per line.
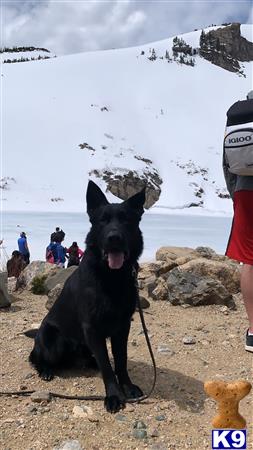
left=28, top=180, right=145, bottom=413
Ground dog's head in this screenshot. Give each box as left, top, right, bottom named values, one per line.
left=86, top=180, right=145, bottom=269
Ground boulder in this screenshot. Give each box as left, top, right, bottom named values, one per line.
left=0, top=272, right=11, bottom=307
left=156, top=246, right=198, bottom=262
left=7, top=276, right=17, bottom=293
left=150, top=277, right=168, bottom=301
left=138, top=262, right=161, bottom=279
left=45, top=266, right=78, bottom=310
left=45, top=265, right=78, bottom=293
left=179, top=258, right=240, bottom=294
left=145, top=275, right=157, bottom=297
left=195, top=246, right=218, bottom=259
left=45, top=283, right=63, bottom=310
left=138, top=295, right=150, bottom=309
left=23, top=261, right=60, bottom=290
left=166, top=267, right=235, bottom=308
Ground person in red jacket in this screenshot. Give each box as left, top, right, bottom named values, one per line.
left=66, top=242, right=84, bottom=267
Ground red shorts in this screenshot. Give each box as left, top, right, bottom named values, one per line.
left=226, top=190, right=253, bottom=265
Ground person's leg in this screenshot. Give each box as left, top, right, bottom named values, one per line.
left=240, top=264, right=253, bottom=332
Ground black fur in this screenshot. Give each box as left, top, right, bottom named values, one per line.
left=28, top=180, right=145, bottom=412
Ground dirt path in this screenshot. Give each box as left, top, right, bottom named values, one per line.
left=0, top=291, right=252, bottom=450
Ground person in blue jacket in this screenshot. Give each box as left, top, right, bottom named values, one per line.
left=55, top=240, right=67, bottom=268
left=17, top=232, right=30, bottom=265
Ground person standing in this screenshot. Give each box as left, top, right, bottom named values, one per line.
left=17, top=232, right=30, bottom=265
left=7, top=251, right=26, bottom=278
left=55, top=240, right=67, bottom=268
left=66, top=242, right=84, bottom=267
left=45, top=239, right=58, bottom=264
left=51, top=227, right=65, bottom=243
left=223, top=90, right=253, bottom=352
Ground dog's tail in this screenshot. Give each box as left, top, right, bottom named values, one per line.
left=24, top=329, right=38, bottom=338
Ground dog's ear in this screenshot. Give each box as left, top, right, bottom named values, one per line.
left=86, top=180, right=109, bottom=215
left=125, top=187, right=146, bottom=214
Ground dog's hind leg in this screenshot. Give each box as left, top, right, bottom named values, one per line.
left=81, top=344, right=99, bottom=370
left=30, top=322, right=69, bottom=381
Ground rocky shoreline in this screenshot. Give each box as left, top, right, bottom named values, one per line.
left=3, top=245, right=240, bottom=313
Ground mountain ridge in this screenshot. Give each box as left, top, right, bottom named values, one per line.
left=2, top=23, right=253, bottom=215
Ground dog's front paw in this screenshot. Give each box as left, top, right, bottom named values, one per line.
left=121, top=383, right=143, bottom=400
left=104, top=395, right=125, bottom=413
left=39, top=368, right=54, bottom=381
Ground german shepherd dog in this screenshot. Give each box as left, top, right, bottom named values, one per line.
left=28, top=180, right=145, bottom=413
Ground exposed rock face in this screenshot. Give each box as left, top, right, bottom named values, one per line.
left=199, top=23, right=253, bottom=73
left=90, top=168, right=162, bottom=209
left=180, top=258, right=240, bottom=294
left=138, top=246, right=240, bottom=308
left=166, top=268, right=235, bottom=308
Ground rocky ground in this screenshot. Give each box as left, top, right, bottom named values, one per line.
left=0, top=289, right=252, bottom=450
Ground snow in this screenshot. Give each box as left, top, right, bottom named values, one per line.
left=1, top=25, right=253, bottom=217
left=241, top=24, right=253, bottom=43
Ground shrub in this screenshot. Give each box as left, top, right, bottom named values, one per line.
left=31, top=275, right=47, bottom=295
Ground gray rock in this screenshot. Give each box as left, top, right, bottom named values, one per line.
left=195, top=246, right=217, bottom=259
left=54, top=440, right=83, bottom=450
left=0, top=272, right=11, bottom=308
left=132, top=429, right=148, bottom=439
left=182, top=336, right=196, bottom=345
left=133, top=420, right=147, bottom=429
left=26, top=404, right=37, bottom=415
left=45, top=283, right=63, bottom=310
left=22, top=261, right=60, bottom=290
left=30, top=391, right=51, bottom=403
left=150, top=428, right=160, bottom=437
left=45, top=266, right=78, bottom=310
left=45, top=265, right=78, bottom=293
left=7, top=276, right=17, bottom=293
left=149, top=444, right=168, bottom=450
left=150, top=277, right=168, bottom=301
left=157, top=345, right=175, bottom=356
left=115, top=414, right=128, bottom=422
left=155, top=414, right=166, bottom=421
left=145, top=275, right=157, bottom=297
left=137, top=295, right=150, bottom=309
left=166, top=268, right=235, bottom=308
left=156, top=246, right=197, bottom=262
left=179, top=257, right=240, bottom=294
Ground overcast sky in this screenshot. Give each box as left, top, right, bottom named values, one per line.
left=1, top=1, right=253, bottom=55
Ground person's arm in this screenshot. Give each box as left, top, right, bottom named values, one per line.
left=78, top=249, right=84, bottom=258
left=223, top=148, right=237, bottom=199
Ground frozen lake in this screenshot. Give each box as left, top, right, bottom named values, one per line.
left=1, top=211, right=233, bottom=262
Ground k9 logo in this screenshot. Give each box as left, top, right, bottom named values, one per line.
left=212, top=430, right=246, bottom=449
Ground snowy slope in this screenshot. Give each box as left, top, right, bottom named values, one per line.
left=2, top=24, right=253, bottom=215
left=0, top=47, right=54, bottom=63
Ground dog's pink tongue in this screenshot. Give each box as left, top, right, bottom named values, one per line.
left=108, top=252, right=124, bottom=269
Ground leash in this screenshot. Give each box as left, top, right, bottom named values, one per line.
left=0, top=268, right=157, bottom=403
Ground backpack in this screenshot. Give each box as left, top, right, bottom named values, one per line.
left=224, top=99, right=253, bottom=175
left=46, top=245, right=55, bottom=264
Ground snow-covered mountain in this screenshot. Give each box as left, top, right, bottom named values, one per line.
left=2, top=23, right=253, bottom=215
